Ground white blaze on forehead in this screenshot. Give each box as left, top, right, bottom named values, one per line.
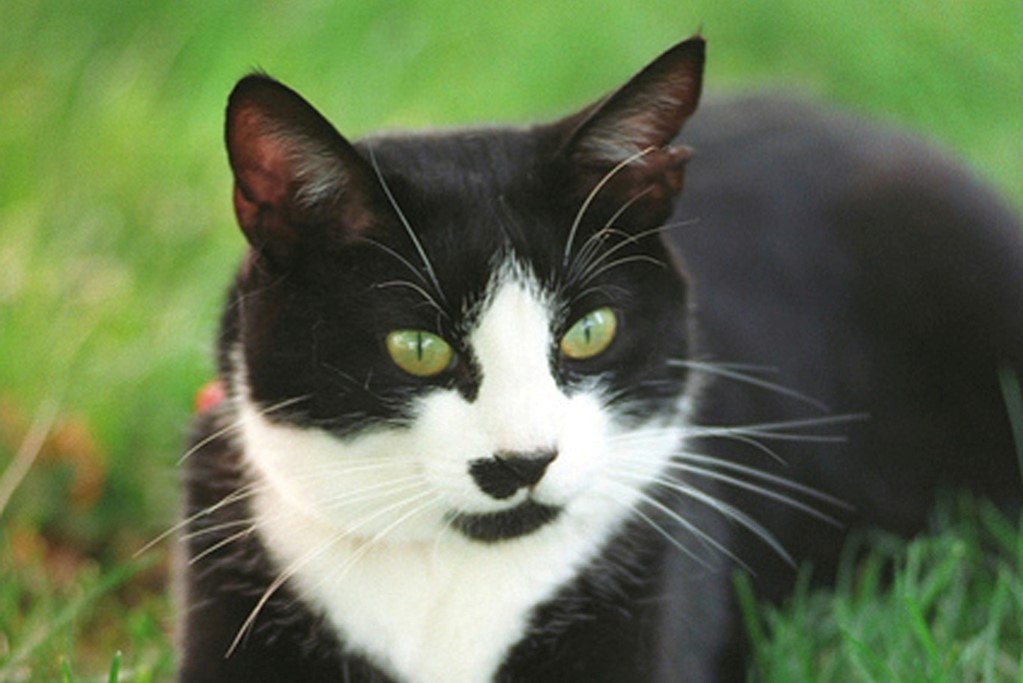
left=469, top=267, right=565, bottom=452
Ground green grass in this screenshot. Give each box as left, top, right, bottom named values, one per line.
left=0, top=529, right=172, bottom=682
left=738, top=497, right=1023, bottom=682
left=1, top=0, right=1021, bottom=680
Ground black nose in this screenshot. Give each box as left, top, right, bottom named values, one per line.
left=469, top=450, right=557, bottom=500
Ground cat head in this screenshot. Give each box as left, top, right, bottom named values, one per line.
left=222, top=37, right=704, bottom=544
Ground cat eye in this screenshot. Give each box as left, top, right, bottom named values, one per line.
left=560, top=307, right=618, bottom=360
left=385, top=330, right=455, bottom=377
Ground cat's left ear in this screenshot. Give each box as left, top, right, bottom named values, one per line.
left=225, top=74, right=381, bottom=266
left=556, top=35, right=705, bottom=225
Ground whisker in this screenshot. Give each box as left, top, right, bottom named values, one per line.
left=576, top=254, right=665, bottom=285
left=698, top=429, right=848, bottom=446
left=227, top=489, right=439, bottom=656
left=177, top=394, right=311, bottom=465
left=569, top=221, right=672, bottom=291
left=319, top=362, right=360, bottom=386
left=616, top=469, right=794, bottom=567
left=430, top=507, right=461, bottom=563
left=312, top=493, right=445, bottom=589
left=178, top=422, right=242, bottom=467
left=190, top=523, right=259, bottom=565
left=318, top=475, right=427, bottom=512
left=569, top=228, right=618, bottom=287
left=614, top=425, right=792, bottom=466
left=665, top=461, right=844, bottom=525
left=366, top=146, right=448, bottom=308
left=563, top=147, right=656, bottom=268
left=317, top=363, right=391, bottom=406
left=569, top=283, right=632, bottom=304
left=567, top=188, right=652, bottom=285
left=180, top=517, right=257, bottom=543
left=671, top=359, right=831, bottom=412
left=375, top=279, right=448, bottom=318
left=136, top=483, right=263, bottom=557
left=687, top=414, right=866, bottom=441
left=278, top=456, right=416, bottom=480
left=604, top=480, right=748, bottom=571
left=669, top=452, right=851, bottom=510
left=361, top=237, right=432, bottom=289
left=187, top=474, right=428, bottom=568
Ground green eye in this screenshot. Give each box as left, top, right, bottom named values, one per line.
left=560, top=307, right=617, bottom=360
left=385, top=330, right=454, bottom=377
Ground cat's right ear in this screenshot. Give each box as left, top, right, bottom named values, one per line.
left=552, top=36, right=705, bottom=228
left=225, top=75, right=378, bottom=265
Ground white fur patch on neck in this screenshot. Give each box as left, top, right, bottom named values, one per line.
left=237, top=262, right=691, bottom=683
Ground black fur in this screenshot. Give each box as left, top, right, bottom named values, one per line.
left=178, top=36, right=1023, bottom=682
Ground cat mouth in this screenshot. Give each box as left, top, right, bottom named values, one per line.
left=448, top=500, right=562, bottom=543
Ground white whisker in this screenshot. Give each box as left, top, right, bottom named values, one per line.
left=178, top=394, right=311, bottom=465
left=604, top=480, right=748, bottom=571
left=687, top=414, right=865, bottom=441
left=272, top=455, right=413, bottom=480
left=319, top=475, right=427, bottom=512
left=666, top=461, right=844, bottom=525
left=180, top=517, right=256, bottom=543
left=376, top=279, right=449, bottom=318
left=569, top=221, right=673, bottom=291
left=366, top=146, right=449, bottom=308
left=227, top=488, right=438, bottom=657
left=577, top=254, right=665, bottom=284
left=613, top=423, right=790, bottom=465
left=616, top=468, right=795, bottom=567
left=305, top=493, right=446, bottom=596
left=670, top=452, right=851, bottom=510
left=190, top=523, right=259, bottom=565
left=671, top=359, right=831, bottom=412
left=136, top=483, right=263, bottom=557
left=430, top=508, right=461, bottom=564
left=567, top=187, right=651, bottom=285
left=563, top=147, right=656, bottom=268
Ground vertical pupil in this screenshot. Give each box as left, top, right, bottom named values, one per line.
left=416, top=332, right=424, bottom=360
left=583, top=317, right=593, bottom=344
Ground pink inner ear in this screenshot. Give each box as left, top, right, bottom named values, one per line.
left=232, top=184, right=261, bottom=239
left=230, top=107, right=298, bottom=211
left=224, top=78, right=372, bottom=254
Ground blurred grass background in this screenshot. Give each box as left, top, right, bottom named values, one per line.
left=1, top=0, right=1020, bottom=680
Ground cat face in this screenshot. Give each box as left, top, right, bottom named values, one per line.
left=224, top=39, right=704, bottom=544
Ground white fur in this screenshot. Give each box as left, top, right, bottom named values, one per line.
left=239, top=264, right=688, bottom=683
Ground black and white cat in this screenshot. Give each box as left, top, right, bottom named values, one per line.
left=177, top=36, right=1023, bottom=682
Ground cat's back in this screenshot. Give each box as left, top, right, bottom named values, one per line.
left=675, top=93, right=1023, bottom=313
left=664, top=93, right=1023, bottom=552
left=671, top=91, right=1023, bottom=378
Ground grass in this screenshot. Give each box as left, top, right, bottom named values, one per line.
left=738, top=497, right=1023, bottom=682
left=1, top=0, right=1021, bottom=680
left=0, top=528, right=172, bottom=682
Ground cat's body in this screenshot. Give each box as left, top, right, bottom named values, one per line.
left=177, top=38, right=1023, bottom=682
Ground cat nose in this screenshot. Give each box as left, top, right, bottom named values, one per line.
left=469, top=450, right=557, bottom=500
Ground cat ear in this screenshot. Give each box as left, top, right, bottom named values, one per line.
left=557, top=35, right=705, bottom=224
left=225, top=74, right=378, bottom=264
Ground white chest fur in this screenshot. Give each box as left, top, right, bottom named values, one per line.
left=253, top=481, right=630, bottom=683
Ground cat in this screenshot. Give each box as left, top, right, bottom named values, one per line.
left=175, top=35, right=1023, bottom=683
